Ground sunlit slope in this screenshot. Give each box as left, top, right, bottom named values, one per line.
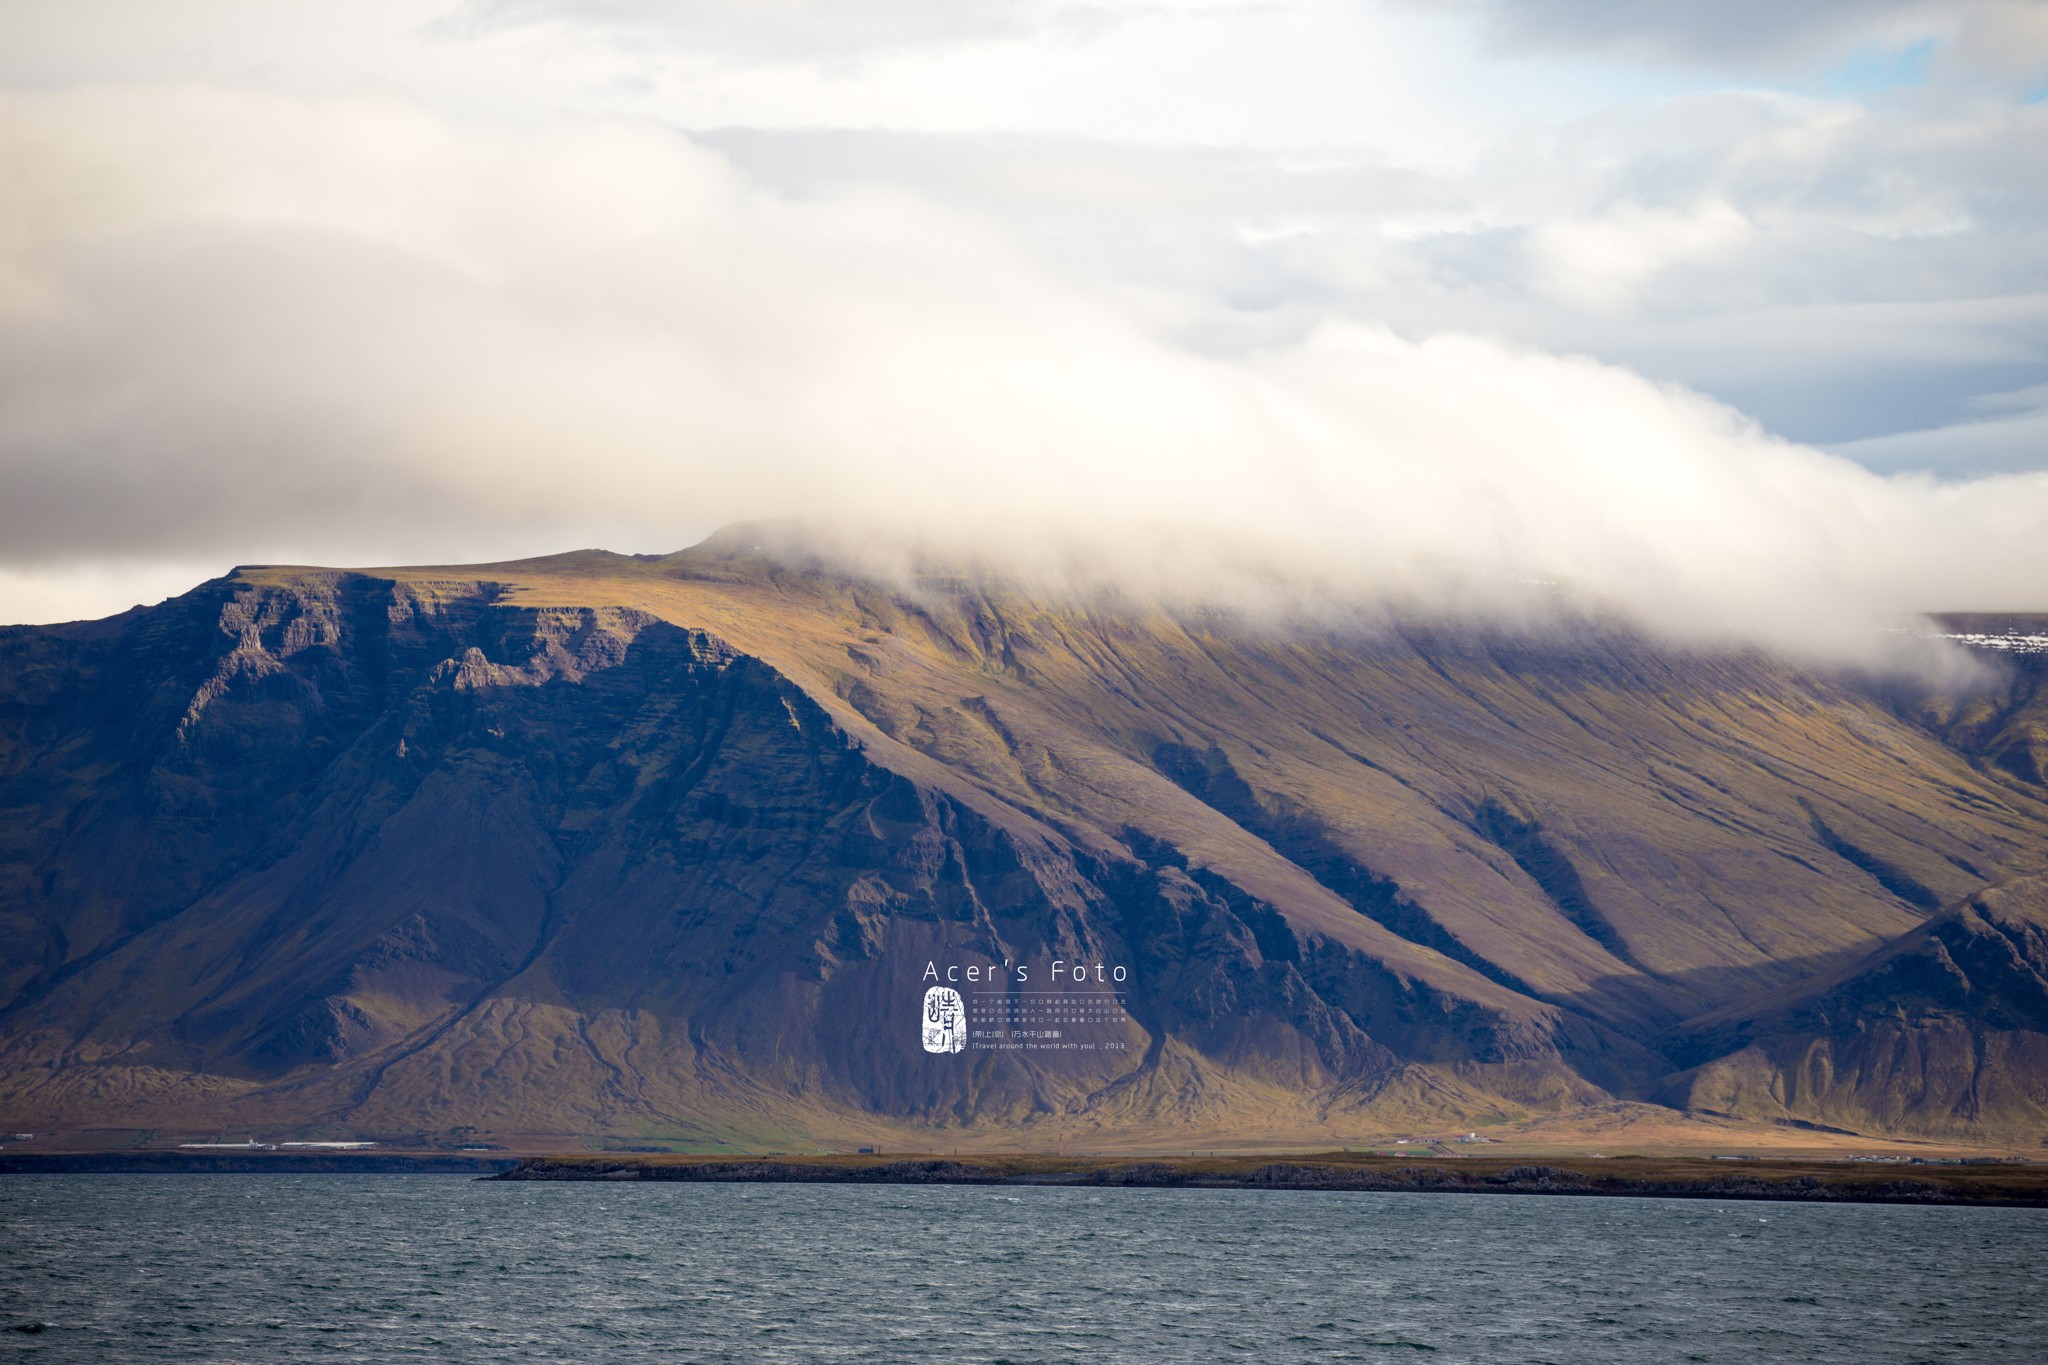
left=498, top=546, right=2045, bottom=1018
left=1663, top=871, right=2048, bottom=1140
left=2, top=543, right=2045, bottom=1147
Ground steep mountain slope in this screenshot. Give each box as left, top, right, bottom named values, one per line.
left=1663, top=872, right=2048, bottom=1140
left=2, top=541, right=2044, bottom=1149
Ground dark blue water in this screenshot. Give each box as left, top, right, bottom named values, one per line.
left=4, top=1176, right=2044, bottom=1363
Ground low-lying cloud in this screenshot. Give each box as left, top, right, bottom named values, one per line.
left=1, top=86, right=2044, bottom=669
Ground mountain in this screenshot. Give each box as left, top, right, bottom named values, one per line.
left=1662, top=872, right=2048, bottom=1140
left=3, top=536, right=2046, bottom=1152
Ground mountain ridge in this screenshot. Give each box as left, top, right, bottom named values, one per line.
left=3, top=541, right=2046, bottom=1151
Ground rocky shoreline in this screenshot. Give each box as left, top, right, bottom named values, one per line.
left=487, top=1154, right=2048, bottom=1207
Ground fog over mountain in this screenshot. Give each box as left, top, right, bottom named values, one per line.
left=0, top=1, right=2044, bottom=654
left=6, top=4, right=2048, bottom=1158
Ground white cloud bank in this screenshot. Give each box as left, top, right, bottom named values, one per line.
left=0, top=86, right=2044, bottom=668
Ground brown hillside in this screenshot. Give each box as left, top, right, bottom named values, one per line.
left=2, top=539, right=2044, bottom=1151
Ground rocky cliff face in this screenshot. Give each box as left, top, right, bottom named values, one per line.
left=1663, top=873, right=2048, bottom=1139
left=2, top=546, right=2045, bottom=1148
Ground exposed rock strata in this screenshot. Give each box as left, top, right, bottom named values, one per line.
left=3, top=545, right=2046, bottom=1146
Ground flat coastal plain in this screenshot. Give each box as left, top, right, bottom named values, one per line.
left=488, top=1150, right=2048, bottom=1207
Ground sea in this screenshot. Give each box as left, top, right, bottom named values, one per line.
left=3, top=1175, right=2044, bottom=1362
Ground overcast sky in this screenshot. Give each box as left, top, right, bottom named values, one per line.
left=0, top=0, right=2044, bottom=639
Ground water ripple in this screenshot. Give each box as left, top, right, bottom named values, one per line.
left=1, top=1177, right=2044, bottom=1362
